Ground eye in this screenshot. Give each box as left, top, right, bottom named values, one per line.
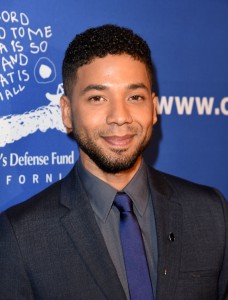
left=88, top=95, right=106, bottom=103
left=129, top=95, right=145, bottom=102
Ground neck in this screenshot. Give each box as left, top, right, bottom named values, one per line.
left=80, top=153, right=142, bottom=190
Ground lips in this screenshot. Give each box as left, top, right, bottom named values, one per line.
left=102, top=135, right=135, bottom=147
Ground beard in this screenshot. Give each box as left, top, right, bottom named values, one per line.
left=72, top=123, right=152, bottom=174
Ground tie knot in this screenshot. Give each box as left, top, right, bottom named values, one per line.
left=114, top=192, right=133, bottom=213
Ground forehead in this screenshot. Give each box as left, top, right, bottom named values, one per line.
left=75, top=54, right=151, bottom=87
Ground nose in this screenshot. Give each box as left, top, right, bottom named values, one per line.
left=106, top=100, right=133, bottom=125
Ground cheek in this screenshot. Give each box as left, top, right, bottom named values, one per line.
left=73, top=110, right=102, bottom=133
left=136, top=109, right=154, bottom=129
left=73, top=103, right=105, bottom=124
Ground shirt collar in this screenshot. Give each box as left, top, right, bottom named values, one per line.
left=77, top=158, right=149, bottom=222
left=123, top=160, right=149, bottom=216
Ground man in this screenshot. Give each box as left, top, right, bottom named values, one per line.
left=0, top=24, right=227, bottom=300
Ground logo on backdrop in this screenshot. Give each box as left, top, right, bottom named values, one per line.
left=0, top=83, right=65, bottom=147
left=0, top=10, right=66, bottom=148
left=0, top=11, right=55, bottom=99
left=0, top=10, right=75, bottom=211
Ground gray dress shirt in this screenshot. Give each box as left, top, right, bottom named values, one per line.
left=77, top=159, right=158, bottom=299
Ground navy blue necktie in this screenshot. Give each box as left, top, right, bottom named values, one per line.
left=114, top=192, right=154, bottom=300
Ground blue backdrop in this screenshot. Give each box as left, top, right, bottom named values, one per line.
left=0, top=0, right=227, bottom=212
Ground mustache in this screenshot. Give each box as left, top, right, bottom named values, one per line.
left=97, top=125, right=140, bottom=136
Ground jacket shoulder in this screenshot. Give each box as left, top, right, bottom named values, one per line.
left=7, top=179, right=61, bottom=216
left=149, top=167, right=227, bottom=206
left=3, top=165, right=78, bottom=220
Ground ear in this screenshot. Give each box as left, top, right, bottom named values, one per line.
left=152, top=92, right=158, bottom=125
left=60, top=95, right=73, bottom=133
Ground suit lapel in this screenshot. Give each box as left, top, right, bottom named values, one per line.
left=59, top=166, right=126, bottom=300
left=148, top=169, right=182, bottom=300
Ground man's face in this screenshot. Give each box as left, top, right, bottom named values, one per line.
left=61, top=54, right=157, bottom=174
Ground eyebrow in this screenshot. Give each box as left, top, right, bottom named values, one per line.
left=80, top=82, right=149, bottom=96
left=80, top=84, right=108, bottom=96
left=127, top=83, right=149, bottom=92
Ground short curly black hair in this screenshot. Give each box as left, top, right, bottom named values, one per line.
left=62, top=24, right=154, bottom=97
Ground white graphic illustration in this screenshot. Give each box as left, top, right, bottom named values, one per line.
left=0, top=11, right=66, bottom=148
left=0, top=84, right=66, bottom=148
left=40, top=64, right=52, bottom=78
left=0, top=11, right=54, bottom=101
left=34, top=57, right=56, bottom=83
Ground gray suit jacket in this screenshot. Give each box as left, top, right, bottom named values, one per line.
left=0, top=165, right=227, bottom=300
